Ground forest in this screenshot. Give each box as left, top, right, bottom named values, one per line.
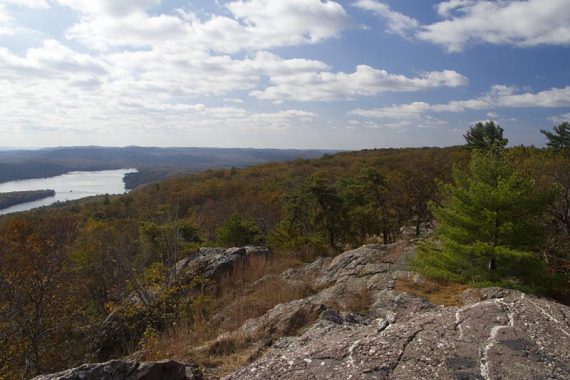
left=0, top=190, right=55, bottom=211
left=0, top=147, right=334, bottom=188
left=0, top=122, right=569, bottom=379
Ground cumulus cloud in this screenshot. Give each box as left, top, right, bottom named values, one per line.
left=0, top=39, right=107, bottom=79
left=0, top=0, right=50, bottom=9
left=356, top=0, right=570, bottom=52
left=353, top=0, right=419, bottom=37
left=418, top=0, right=570, bottom=52
left=251, top=66, right=468, bottom=102
left=227, top=0, right=351, bottom=43
left=435, top=0, right=478, bottom=17
left=56, top=0, right=161, bottom=16
left=101, top=50, right=330, bottom=98
left=0, top=37, right=322, bottom=136
left=350, top=85, right=570, bottom=120
left=66, top=11, right=187, bottom=51
left=64, top=0, right=352, bottom=53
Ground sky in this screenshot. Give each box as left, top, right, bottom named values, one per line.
left=0, top=0, right=569, bottom=149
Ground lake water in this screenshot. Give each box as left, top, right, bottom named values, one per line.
left=0, top=168, right=137, bottom=215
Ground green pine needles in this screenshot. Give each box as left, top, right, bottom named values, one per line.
left=412, top=148, right=554, bottom=292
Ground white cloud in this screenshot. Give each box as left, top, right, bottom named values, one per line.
left=227, top=0, right=351, bottom=44
left=356, top=0, right=570, bottom=52
left=65, top=0, right=352, bottom=53
left=350, top=85, right=570, bottom=120
left=101, top=49, right=329, bottom=98
left=0, top=4, right=13, bottom=35
left=347, top=115, right=447, bottom=130
left=419, top=0, right=570, bottom=52
left=0, top=39, right=107, bottom=78
left=435, top=0, right=478, bottom=17
left=251, top=66, right=468, bottom=102
left=0, top=0, right=50, bottom=8
left=498, top=86, right=570, bottom=108
left=66, top=11, right=187, bottom=51
left=56, top=0, right=161, bottom=16
left=548, top=113, right=570, bottom=124
left=349, top=102, right=433, bottom=119
left=0, top=37, right=322, bottom=136
left=353, top=0, right=419, bottom=37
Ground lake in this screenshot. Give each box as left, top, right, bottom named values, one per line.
left=0, top=168, right=137, bottom=215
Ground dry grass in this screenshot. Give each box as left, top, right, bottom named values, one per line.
left=139, top=323, right=194, bottom=362
left=394, top=278, right=471, bottom=306
left=323, top=284, right=375, bottom=315
left=138, top=250, right=316, bottom=374
left=217, top=276, right=312, bottom=332
left=220, top=252, right=303, bottom=288
left=342, top=285, right=375, bottom=315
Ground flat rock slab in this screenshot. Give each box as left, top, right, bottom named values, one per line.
left=32, top=360, right=204, bottom=380
left=226, top=292, right=570, bottom=380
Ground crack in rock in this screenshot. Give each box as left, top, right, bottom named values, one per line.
left=479, top=299, right=514, bottom=380
left=527, top=298, right=570, bottom=338
left=390, top=326, right=424, bottom=376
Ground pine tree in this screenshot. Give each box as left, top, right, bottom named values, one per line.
left=412, top=149, right=553, bottom=290
left=541, top=121, right=570, bottom=153
left=464, top=121, right=508, bottom=153
left=216, top=214, right=261, bottom=247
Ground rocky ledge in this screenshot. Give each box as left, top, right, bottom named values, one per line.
left=227, top=289, right=570, bottom=379
left=35, top=243, right=570, bottom=380
left=224, top=243, right=570, bottom=379
left=32, top=360, right=204, bottom=380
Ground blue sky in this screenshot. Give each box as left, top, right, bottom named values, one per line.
left=0, top=0, right=569, bottom=149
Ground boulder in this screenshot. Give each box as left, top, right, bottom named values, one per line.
left=33, top=360, right=203, bottom=380
left=175, top=246, right=271, bottom=281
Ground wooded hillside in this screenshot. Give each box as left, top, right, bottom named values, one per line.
left=1, top=138, right=569, bottom=379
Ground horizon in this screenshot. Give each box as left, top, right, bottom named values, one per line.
left=0, top=0, right=569, bottom=149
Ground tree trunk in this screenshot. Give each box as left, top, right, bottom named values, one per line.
left=488, top=257, right=497, bottom=272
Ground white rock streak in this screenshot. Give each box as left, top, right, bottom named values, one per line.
left=479, top=299, right=514, bottom=380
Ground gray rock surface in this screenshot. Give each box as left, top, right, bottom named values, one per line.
left=175, top=246, right=270, bottom=281
left=214, top=242, right=569, bottom=379
left=40, top=241, right=570, bottom=380
left=32, top=360, right=203, bottom=380
left=226, top=291, right=570, bottom=380
left=196, top=242, right=428, bottom=373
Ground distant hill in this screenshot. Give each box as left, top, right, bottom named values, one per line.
left=0, top=146, right=339, bottom=188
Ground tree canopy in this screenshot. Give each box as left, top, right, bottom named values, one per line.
left=541, top=122, right=570, bottom=153
left=464, top=121, right=508, bottom=153
left=412, top=141, right=553, bottom=290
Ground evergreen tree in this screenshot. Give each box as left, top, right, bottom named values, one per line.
left=412, top=149, right=553, bottom=290
left=216, top=214, right=261, bottom=247
left=464, top=121, right=508, bottom=153
left=541, top=121, right=570, bottom=153
left=339, top=168, right=396, bottom=245
left=269, top=175, right=347, bottom=251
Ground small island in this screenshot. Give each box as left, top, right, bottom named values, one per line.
left=0, top=189, right=56, bottom=210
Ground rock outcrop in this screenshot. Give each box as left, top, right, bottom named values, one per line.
left=92, top=246, right=271, bottom=361
left=38, top=241, right=570, bottom=380
left=192, top=242, right=438, bottom=375
left=175, top=246, right=270, bottom=281
left=227, top=289, right=570, bottom=379
left=33, top=360, right=204, bottom=380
